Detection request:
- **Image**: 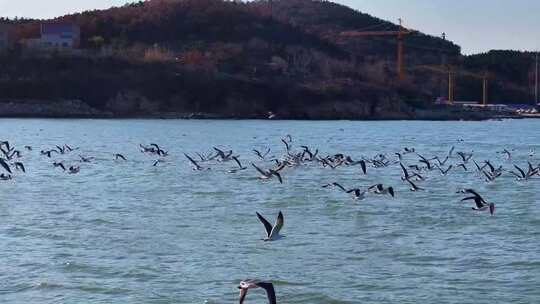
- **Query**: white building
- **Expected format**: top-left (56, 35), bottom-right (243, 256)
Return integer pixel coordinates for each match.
top-left (40, 23), bottom-right (80, 49)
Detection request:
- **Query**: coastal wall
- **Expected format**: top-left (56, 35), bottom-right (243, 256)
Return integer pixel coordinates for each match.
top-left (0, 98), bottom-right (523, 120)
top-left (0, 99), bottom-right (111, 118)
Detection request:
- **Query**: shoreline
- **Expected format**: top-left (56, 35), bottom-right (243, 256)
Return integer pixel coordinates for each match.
top-left (0, 99), bottom-right (536, 121)
top-left (0, 113), bottom-right (532, 121)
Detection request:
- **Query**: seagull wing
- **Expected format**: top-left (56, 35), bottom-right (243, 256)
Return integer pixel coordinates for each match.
top-left (257, 282), bottom-right (277, 304)
top-left (213, 147), bottom-right (225, 158)
top-left (281, 139), bottom-right (290, 151)
top-left (0, 159), bottom-right (12, 174)
top-left (239, 288), bottom-right (249, 304)
top-left (406, 178), bottom-right (416, 189)
top-left (399, 163), bottom-right (409, 176)
top-left (251, 163), bottom-right (268, 176)
top-left (184, 153), bottom-right (200, 168)
top-left (256, 212), bottom-right (273, 238)
top-left (232, 156), bottom-right (243, 168)
top-left (15, 162), bottom-right (25, 173)
top-left (270, 211), bottom-right (284, 238)
top-left (271, 171), bottom-right (283, 184)
top-left (332, 182), bottom-right (348, 192)
top-left (360, 160), bottom-right (367, 174)
top-left (253, 149), bottom-right (263, 159)
top-left (514, 165), bottom-right (526, 178)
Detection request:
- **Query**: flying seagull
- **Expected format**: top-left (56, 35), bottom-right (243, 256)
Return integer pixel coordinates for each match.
top-left (228, 156), bottom-right (247, 173)
top-left (184, 153), bottom-right (208, 171)
top-left (238, 280), bottom-right (276, 304)
top-left (115, 154), bottom-right (127, 161)
top-left (458, 189), bottom-right (495, 215)
top-left (256, 211), bottom-right (284, 241)
top-left (252, 163), bottom-right (283, 183)
top-left (369, 184), bottom-right (395, 197)
top-left (14, 162), bottom-right (25, 173)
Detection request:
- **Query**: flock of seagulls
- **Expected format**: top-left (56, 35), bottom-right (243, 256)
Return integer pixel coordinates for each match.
top-left (2, 135), bottom-right (539, 303)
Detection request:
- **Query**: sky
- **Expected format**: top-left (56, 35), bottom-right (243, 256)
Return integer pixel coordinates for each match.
top-left (0, 0), bottom-right (539, 54)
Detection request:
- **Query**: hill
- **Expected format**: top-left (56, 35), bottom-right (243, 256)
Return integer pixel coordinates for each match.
top-left (0, 0), bottom-right (536, 118)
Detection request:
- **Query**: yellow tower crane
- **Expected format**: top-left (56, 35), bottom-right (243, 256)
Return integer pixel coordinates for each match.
top-left (340, 19), bottom-right (416, 81)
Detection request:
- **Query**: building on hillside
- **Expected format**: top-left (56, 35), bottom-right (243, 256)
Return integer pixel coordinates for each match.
top-left (0, 24), bottom-right (13, 51)
top-left (40, 23), bottom-right (80, 49)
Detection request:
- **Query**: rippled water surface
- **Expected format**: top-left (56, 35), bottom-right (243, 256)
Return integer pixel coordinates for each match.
top-left (1, 119), bottom-right (540, 304)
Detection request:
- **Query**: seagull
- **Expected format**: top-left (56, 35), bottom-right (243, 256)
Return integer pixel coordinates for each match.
top-left (228, 156), bottom-right (247, 173)
top-left (461, 193), bottom-right (495, 215)
top-left (238, 280), bottom-right (277, 304)
top-left (405, 178), bottom-right (423, 191)
top-left (152, 159), bottom-right (164, 167)
top-left (151, 144), bottom-right (168, 156)
top-left (41, 150), bottom-right (57, 158)
top-left (184, 153), bottom-right (208, 171)
top-left (64, 144), bottom-right (78, 152)
top-left (499, 149), bottom-right (512, 161)
top-left (24, 145), bottom-right (32, 151)
top-left (114, 154), bottom-right (127, 161)
top-left (400, 163), bottom-right (424, 181)
top-left (14, 162), bottom-right (25, 173)
top-left (448, 146), bottom-right (455, 158)
top-left (510, 164), bottom-right (538, 180)
top-left (256, 211), bottom-right (284, 241)
top-left (457, 151), bottom-right (473, 163)
top-left (403, 147), bottom-right (416, 154)
top-left (472, 160), bottom-right (487, 172)
top-left (213, 147), bottom-right (234, 162)
top-left (458, 189), bottom-right (494, 214)
top-left (252, 163), bottom-right (282, 183)
top-left (322, 182), bottom-right (367, 200)
top-left (253, 148), bottom-right (271, 160)
top-left (437, 165), bottom-right (453, 176)
top-left (68, 166), bottom-right (80, 174)
top-left (7, 150), bottom-right (21, 159)
top-left (344, 157), bottom-right (366, 174)
top-left (53, 162), bottom-right (66, 171)
top-left (368, 184), bottom-right (395, 197)
top-left (456, 163), bottom-right (468, 171)
top-left (55, 145), bottom-right (66, 154)
top-left (140, 144), bottom-right (157, 154)
top-left (322, 182), bottom-right (348, 192)
top-left (281, 138), bottom-right (291, 152)
top-left (0, 173), bottom-right (12, 181)
top-left (346, 188), bottom-right (367, 200)
top-left (79, 155), bottom-right (94, 163)
top-left (301, 146), bottom-right (319, 162)
top-left (483, 169), bottom-right (502, 183)
top-left (435, 155), bottom-right (450, 166)
top-left (417, 153), bottom-right (434, 170)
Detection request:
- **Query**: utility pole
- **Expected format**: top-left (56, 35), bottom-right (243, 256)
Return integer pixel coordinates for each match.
top-left (397, 18), bottom-right (405, 81)
top-left (440, 32), bottom-right (448, 97)
top-left (269, 0), bottom-right (273, 19)
top-left (483, 73), bottom-right (488, 106)
top-left (448, 67), bottom-right (455, 104)
top-left (535, 52), bottom-right (538, 105)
